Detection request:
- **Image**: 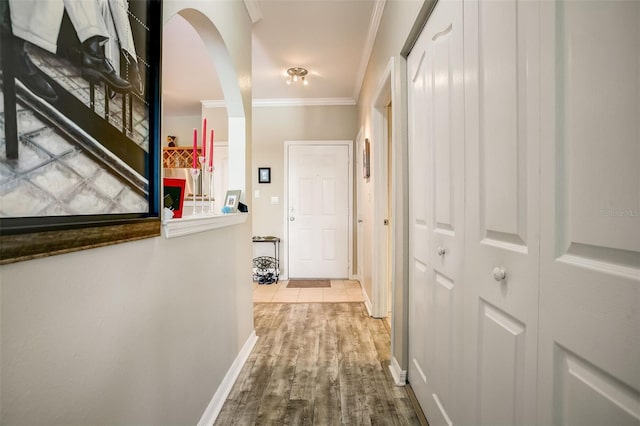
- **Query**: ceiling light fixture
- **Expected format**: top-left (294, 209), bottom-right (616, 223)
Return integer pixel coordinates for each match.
top-left (286, 67), bottom-right (309, 86)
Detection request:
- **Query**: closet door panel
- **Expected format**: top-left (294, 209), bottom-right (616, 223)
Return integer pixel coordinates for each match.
top-left (479, 0), bottom-right (524, 240)
top-left (408, 32), bottom-right (432, 406)
top-left (433, 33), bottom-right (454, 233)
top-left (463, 0), bottom-right (540, 424)
top-left (477, 301), bottom-right (526, 426)
top-left (538, 1), bottom-right (640, 424)
top-left (408, 1), bottom-right (465, 425)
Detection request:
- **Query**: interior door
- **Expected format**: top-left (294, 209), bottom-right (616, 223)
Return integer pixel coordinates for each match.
top-left (538, 2), bottom-right (640, 424)
top-left (407, 1), bottom-right (465, 424)
top-left (287, 144), bottom-right (350, 279)
top-left (462, 0), bottom-right (541, 425)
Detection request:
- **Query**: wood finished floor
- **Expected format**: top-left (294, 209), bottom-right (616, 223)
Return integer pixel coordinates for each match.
top-left (253, 280), bottom-right (365, 303)
top-left (214, 303), bottom-right (421, 425)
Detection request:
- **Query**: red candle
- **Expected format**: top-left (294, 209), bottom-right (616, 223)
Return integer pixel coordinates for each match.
top-left (201, 118), bottom-right (207, 158)
top-left (209, 129), bottom-right (214, 167)
top-left (192, 128), bottom-right (197, 169)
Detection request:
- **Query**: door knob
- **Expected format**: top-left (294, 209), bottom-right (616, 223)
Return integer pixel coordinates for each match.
top-left (437, 246), bottom-right (446, 256)
top-left (358, 219), bottom-right (364, 223)
top-left (493, 267), bottom-right (507, 281)
top-left (289, 217), bottom-right (295, 221)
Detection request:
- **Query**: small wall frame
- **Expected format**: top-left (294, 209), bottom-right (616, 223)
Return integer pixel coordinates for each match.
top-left (258, 167), bottom-right (271, 184)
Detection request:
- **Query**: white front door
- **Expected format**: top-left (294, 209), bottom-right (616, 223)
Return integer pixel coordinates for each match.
top-left (462, 0), bottom-right (541, 424)
top-left (407, 1), bottom-right (465, 424)
top-left (538, 2), bottom-right (640, 424)
top-left (287, 143), bottom-right (350, 279)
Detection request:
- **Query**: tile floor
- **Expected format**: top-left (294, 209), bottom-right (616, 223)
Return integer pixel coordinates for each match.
top-left (253, 279), bottom-right (365, 304)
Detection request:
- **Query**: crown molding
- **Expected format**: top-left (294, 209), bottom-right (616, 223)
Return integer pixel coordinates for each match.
top-left (252, 97), bottom-right (356, 107)
top-left (353, 0), bottom-right (386, 103)
top-left (243, 0), bottom-right (263, 24)
top-left (201, 98), bottom-right (357, 108)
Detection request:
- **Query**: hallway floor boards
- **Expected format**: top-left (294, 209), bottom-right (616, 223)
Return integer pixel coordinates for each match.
top-left (214, 303), bottom-right (421, 425)
top-left (253, 280), bottom-right (365, 304)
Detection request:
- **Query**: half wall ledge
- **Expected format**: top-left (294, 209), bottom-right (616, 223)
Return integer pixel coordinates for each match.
top-left (162, 213), bottom-right (248, 238)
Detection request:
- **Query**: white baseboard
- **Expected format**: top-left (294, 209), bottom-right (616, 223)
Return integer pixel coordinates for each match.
top-left (389, 356), bottom-right (407, 386)
top-left (362, 285), bottom-right (373, 317)
top-left (197, 330), bottom-right (258, 426)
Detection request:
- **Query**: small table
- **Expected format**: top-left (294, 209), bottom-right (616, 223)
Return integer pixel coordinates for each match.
top-left (252, 236), bottom-right (280, 283)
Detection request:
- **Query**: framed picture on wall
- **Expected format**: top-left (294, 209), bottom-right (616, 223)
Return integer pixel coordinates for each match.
top-left (0, 0), bottom-right (163, 264)
top-left (363, 138), bottom-right (371, 179)
top-left (258, 167), bottom-right (271, 184)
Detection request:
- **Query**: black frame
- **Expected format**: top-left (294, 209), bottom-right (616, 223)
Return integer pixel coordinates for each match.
top-left (0, 0), bottom-right (163, 264)
top-left (258, 167), bottom-right (271, 184)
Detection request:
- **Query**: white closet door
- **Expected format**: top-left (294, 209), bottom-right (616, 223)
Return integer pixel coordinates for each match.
top-left (538, 1), bottom-right (640, 424)
top-left (462, 0), bottom-right (541, 424)
top-left (407, 1), bottom-right (465, 424)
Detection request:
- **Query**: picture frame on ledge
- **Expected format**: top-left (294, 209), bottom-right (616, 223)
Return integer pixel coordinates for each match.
top-left (224, 190), bottom-right (241, 212)
top-left (0, 0), bottom-right (163, 264)
top-left (163, 178), bottom-right (186, 219)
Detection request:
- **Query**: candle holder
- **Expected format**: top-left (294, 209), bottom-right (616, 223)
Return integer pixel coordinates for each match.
top-left (207, 165), bottom-right (215, 214)
top-left (189, 167), bottom-right (200, 216)
top-left (198, 156), bottom-right (207, 214)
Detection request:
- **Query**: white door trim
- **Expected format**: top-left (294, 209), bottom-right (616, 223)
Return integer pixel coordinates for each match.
top-left (370, 58), bottom-right (394, 319)
top-left (283, 140), bottom-right (354, 280)
top-left (355, 128), bottom-right (366, 283)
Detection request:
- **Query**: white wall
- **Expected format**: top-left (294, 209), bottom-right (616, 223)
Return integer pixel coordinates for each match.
top-left (356, 0), bottom-right (423, 373)
top-left (202, 107), bottom-right (229, 143)
top-left (251, 105), bottom-right (358, 277)
top-left (162, 114), bottom-right (201, 147)
top-left (1, 231), bottom-right (252, 424)
top-left (0, 1), bottom-right (254, 424)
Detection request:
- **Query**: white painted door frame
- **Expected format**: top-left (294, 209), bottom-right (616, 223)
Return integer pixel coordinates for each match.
top-left (283, 140), bottom-right (354, 280)
top-left (370, 58), bottom-right (395, 319)
top-left (355, 128), bottom-right (366, 283)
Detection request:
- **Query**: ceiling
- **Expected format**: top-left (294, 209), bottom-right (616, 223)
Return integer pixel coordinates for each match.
top-left (162, 0), bottom-right (384, 116)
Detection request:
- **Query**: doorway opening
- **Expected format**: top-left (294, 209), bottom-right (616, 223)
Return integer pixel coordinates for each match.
top-left (371, 59), bottom-right (394, 321)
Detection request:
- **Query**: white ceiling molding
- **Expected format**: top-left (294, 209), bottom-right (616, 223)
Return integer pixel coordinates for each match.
top-left (252, 98), bottom-right (357, 107)
top-left (244, 0), bottom-right (263, 24)
top-left (201, 100), bottom-right (226, 108)
top-left (353, 0), bottom-right (387, 103)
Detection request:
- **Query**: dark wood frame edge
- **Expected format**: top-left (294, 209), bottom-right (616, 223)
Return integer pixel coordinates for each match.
top-left (0, 218), bottom-right (160, 265)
